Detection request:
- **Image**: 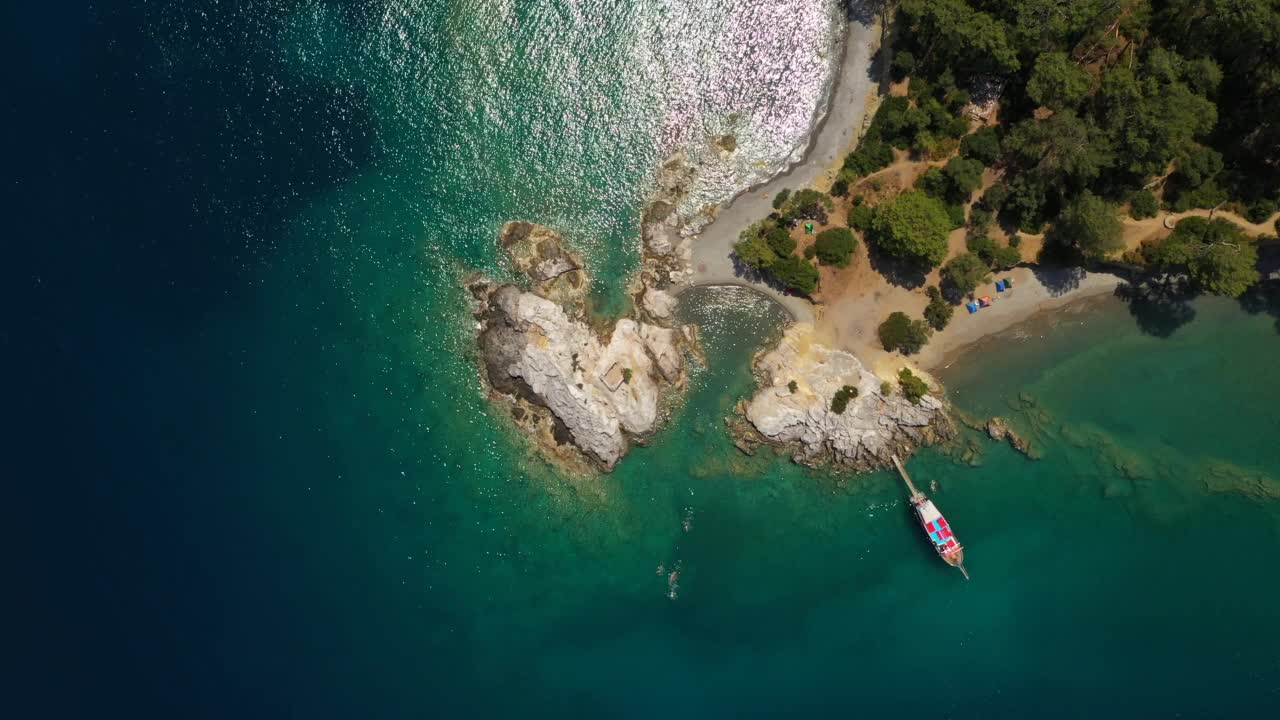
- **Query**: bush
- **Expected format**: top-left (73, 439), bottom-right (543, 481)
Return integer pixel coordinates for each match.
top-left (960, 126), bottom-right (1001, 165)
top-left (1009, 233), bottom-right (1022, 248)
top-left (771, 255), bottom-right (819, 295)
top-left (830, 178), bottom-right (850, 198)
top-left (916, 167), bottom-right (950, 199)
top-left (870, 190), bottom-right (952, 268)
top-left (814, 227), bottom-right (858, 267)
top-left (967, 235), bottom-right (1020, 270)
top-left (1129, 189), bottom-right (1159, 219)
top-left (941, 252), bottom-right (991, 298)
top-left (772, 189), bottom-right (790, 210)
top-left (842, 139), bottom-right (894, 178)
top-left (788, 380), bottom-right (798, 393)
top-left (622, 368), bottom-right (633, 384)
top-left (830, 385), bottom-right (859, 414)
top-left (979, 182), bottom-right (1010, 211)
top-left (898, 368), bottom-right (930, 405)
top-left (803, 244), bottom-right (817, 259)
top-left (892, 51), bottom-right (916, 80)
top-left (945, 203), bottom-right (967, 230)
top-left (942, 157), bottom-right (985, 200)
top-left (880, 381), bottom-right (893, 395)
top-left (1246, 198), bottom-right (1277, 224)
top-left (848, 204), bottom-right (876, 231)
top-left (923, 286), bottom-right (953, 331)
top-left (782, 188), bottom-right (834, 225)
top-left (765, 224), bottom-right (796, 256)
top-left (852, 194), bottom-right (864, 206)
top-left (878, 311), bottom-right (931, 355)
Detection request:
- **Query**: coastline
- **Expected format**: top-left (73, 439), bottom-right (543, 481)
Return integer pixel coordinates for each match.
top-left (682, 10), bottom-right (884, 323)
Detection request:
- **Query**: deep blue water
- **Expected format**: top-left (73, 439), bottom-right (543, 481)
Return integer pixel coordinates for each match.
top-left (10, 2), bottom-right (1280, 718)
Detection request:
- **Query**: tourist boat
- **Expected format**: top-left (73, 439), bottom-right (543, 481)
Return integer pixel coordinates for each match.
top-left (892, 454), bottom-right (970, 580)
top-left (911, 496), bottom-right (969, 580)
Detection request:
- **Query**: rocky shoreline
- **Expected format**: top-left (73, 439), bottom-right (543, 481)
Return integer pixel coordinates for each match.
top-left (730, 323), bottom-right (954, 472)
top-left (471, 221), bottom-right (695, 471)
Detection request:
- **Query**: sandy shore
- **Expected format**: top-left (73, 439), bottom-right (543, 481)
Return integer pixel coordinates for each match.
top-left (683, 11), bottom-right (883, 323)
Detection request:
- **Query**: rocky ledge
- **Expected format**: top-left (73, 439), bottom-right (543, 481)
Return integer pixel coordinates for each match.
top-left (736, 324), bottom-right (952, 472)
top-left (471, 221), bottom-right (693, 471)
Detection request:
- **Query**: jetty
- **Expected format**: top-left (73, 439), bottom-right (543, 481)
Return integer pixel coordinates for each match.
top-left (892, 454), bottom-right (969, 580)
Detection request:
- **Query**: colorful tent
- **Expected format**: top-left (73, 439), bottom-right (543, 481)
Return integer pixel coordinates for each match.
top-left (978, 296), bottom-right (992, 307)
top-left (995, 280), bottom-right (1006, 292)
top-left (966, 301), bottom-right (978, 314)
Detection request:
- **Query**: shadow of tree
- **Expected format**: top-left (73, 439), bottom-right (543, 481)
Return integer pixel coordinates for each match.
top-left (1030, 266), bottom-right (1087, 297)
top-left (1238, 278), bottom-right (1280, 334)
top-left (1114, 278), bottom-right (1199, 338)
top-left (729, 254), bottom-right (808, 299)
top-left (842, 0), bottom-right (890, 24)
top-left (866, 245), bottom-right (928, 290)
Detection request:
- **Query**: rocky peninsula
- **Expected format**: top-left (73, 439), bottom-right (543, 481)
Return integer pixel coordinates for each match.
top-left (735, 323), bottom-right (952, 471)
top-left (471, 221), bottom-right (693, 471)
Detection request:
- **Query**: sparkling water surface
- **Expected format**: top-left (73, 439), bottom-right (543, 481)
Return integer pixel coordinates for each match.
top-left (15, 1), bottom-right (1280, 717)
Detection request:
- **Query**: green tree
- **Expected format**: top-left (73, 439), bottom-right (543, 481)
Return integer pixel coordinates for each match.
top-left (1054, 192), bottom-right (1123, 260)
top-left (1004, 111), bottom-right (1113, 192)
top-left (770, 255), bottom-right (819, 295)
top-left (772, 189), bottom-right (790, 210)
top-left (1144, 217), bottom-right (1259, 297)
top-left (733, 232), bottom-right (777, 270)
top-left (878, 311), bottom-right (931, 355)
top-left (960, 126), bottom-right (1001, 165)
top-left (848, 204), bottom-right (876, 231)
top-left (898, 368), bottom-right (930, 405)
top-left (942, 156), bottom-right (985, 200)
top-left (1026, 51), bottom-right (1092, 109)
top-left (892, 51), bottom-right (916, 80)
top-left (923, 285), bottom-right (954, 330)
top-left (764, 224), bottom-right (796, 256)
top-left (830, 385), bottom-right (859, 415)
top-left (1128, 189), bottom-right (1159, 219)
top-left (870, 190), bottom-right (952, 268)
top-left (814, 227), bottom-right (858, 267)
top-left (940, 252), bottom-right (991, 297)
top-left (966, 235), bottom-right (1020, 270)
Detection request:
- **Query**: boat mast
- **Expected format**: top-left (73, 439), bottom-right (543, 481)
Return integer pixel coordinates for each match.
top-left (891, 454), bottom-right (925, 502)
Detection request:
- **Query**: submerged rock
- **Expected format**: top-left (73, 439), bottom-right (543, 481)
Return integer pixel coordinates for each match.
top-left (986, 416), bottom-right (1036, 459)
top-left (739, 324), bottom-right (951, 472)
top-left (473, 222), bottom-right (689, 471)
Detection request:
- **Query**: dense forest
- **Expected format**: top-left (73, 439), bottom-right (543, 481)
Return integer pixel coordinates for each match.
top-left (888, 0), bottom-right (1279, 242)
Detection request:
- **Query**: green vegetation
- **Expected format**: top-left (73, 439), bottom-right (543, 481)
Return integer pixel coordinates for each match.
top-left (772, 189), bottom-right (790, 210)
top-left (830, 178), bottom-right (849, 198)
top-left (770, 255), bottom-right (819, 295)
top-left (878, 311), bottom-right (931, 355)
top-left (1128, 189), bottom-right (1159, 219)
top-left (1141, 217), bottom-right (1259, 298)
top-left (897, 368), bottom-right (930, 405)
top-left (830, 385), bottom-right (859, 415)
top-left (894, 0), bottom-right (1278, 283)
top-left (814, 227), bottom-right (857, 267)
top-left (732, 220), bottom-right (819, 295)
top-left (923, 286), bottom-right (953, 331)
top-left (788, 380), bottom-right (798, 394)
top-left (779, 188), bottom-right (834, 225)
top-left (870, 190), bottom-right (951, 268)
top-left (966, 235), bottom-right (1020, 270)
top-left (622, 368), bottom-right (633, 384)
top-left (940, 252), bottom-right (991, 298)
top-left (848, 203), bottom-right (875, 231)
top-left (1053, 192), bottom-right (1123, 260)
top-left (880, 381), bottom-right (893, 396)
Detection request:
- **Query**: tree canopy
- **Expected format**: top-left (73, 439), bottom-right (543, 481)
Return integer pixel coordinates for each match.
top-left (814, 227), bottom-right (857, 267)
top-left (1143, 217), bottom-right (1259, 297)
top-left (878, 311), bottom-right (931, 355)
top-left (1053, 192), bottom-right (1123, 260)
top-left (870, 190), bottom-right (952, 268)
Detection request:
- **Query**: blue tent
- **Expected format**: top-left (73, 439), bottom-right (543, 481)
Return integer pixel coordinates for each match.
top-left (995, 280), bottom-right (1006, 292)
top-left (966, 301), bottom-right (979, 314)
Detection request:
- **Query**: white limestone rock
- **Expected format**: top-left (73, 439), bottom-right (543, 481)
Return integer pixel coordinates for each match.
top-left (744, 324), bottom-right (949, 471)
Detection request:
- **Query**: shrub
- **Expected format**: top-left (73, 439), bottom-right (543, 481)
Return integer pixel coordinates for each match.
top-left (967, 235), bottom-right (1021, 270)
top-left (945, 203), bottom-right (967, 230)
top-left (830, 178), bottom-right (850, 198)
top-left (771, 255), bottom-right (819, 295)
top-left (765, 224), bottom-right (796, 256)
top-left (942, 156), bottom-right (985, 200)
top-left (978, 182), bottom-right (1010, 211)
top-left (622, 368), bottom-right (633, 384)
top-left (772, 189), bottom-right (791, 210)
top-left (787, 380), bottom-right (798, 393)
top-left (848, 204), bottom-right (876, 231)
top-left (842, 139), bottom-right (894, 178)
top-left (1128, 190), bottom-right (1159, 219)
top-left (1246, 198), bottom-right (1277, 224)
top-left (960, 126), bottom-right (1001, 165)
top-left (814, 227), bottom-right (858, 267)
top-left (898, 368), bottom-right (930, 405)
top-left (830, 385), bottom-right (859, 414)
top-left (852, 194), bottom-right (865, 206)
top-left (870, 190), bottom-right (952, 268)
top-left (803, 244), bottom-right (817, 259)
top-left (923, 286), bottom-right (953, 331)
top-left (880, 381), bottom-right (893, 395)
top-left (941, 252), bottom-right (991, 298)
top-left (1009, 233), bottom-right (1022, 248)
top-left (878, 311), bottom-right (931, 355)
top-left (783, 188), bottom-right (833, 224)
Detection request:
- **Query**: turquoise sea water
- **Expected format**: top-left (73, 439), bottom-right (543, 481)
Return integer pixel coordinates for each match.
top-left (14, 1), bottom-right (1280, 716)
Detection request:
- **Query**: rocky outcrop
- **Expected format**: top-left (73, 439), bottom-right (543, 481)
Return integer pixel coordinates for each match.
top-left (738, 324), bottom-right (951, 472)
top-left (473, 222), bottom-right (691, 471)
top-left (986, 416), bottom-right (1035, 458)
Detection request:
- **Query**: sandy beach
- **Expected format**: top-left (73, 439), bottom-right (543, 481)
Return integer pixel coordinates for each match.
top-left (683, 10), bottom-right (883, 323)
